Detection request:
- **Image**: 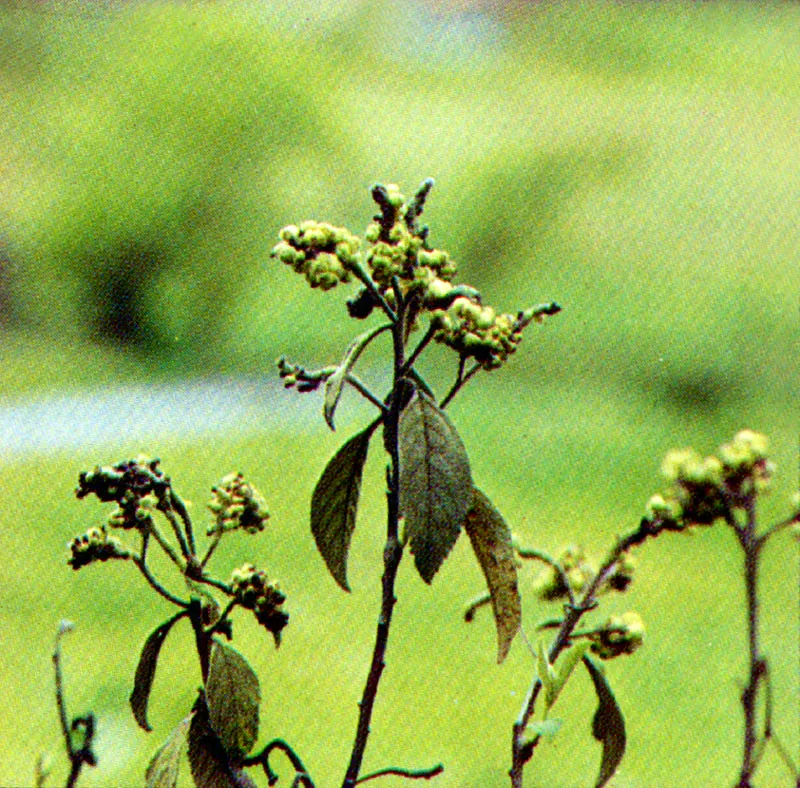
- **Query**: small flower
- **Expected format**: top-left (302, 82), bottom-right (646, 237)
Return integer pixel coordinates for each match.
top-left (68, 526), bottom-right (130, 570)
top-left (590, 612), bottom-right (645, 659)
top-left (230, 564), bottom-right (288, 647)
top-left (208, 474), bottom-right (269, 536)
top-left (76, 457), bottom-right (167, 505)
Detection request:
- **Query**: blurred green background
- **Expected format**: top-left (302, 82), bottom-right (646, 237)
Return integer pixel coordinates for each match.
top-left (1, 1), bottom-right (798, 786)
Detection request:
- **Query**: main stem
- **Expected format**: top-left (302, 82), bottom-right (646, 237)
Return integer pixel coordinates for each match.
top-left (341, 303), bottom-right (407, 788)
top-left (737, 503), bottom-right (765, 788)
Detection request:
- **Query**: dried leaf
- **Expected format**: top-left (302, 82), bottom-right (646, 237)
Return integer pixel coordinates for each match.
top-left (399, 390), bottom-right (472, 583)
top-left (464, 488), bottom-right (521, 662)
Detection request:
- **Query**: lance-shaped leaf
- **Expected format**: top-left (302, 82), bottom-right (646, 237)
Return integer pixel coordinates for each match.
top-left (311, 424), bottom-right (375, 591)
top-left (188, 692), bottom-right (256, 788)
top-left (399, 389), bottom-right (472, 584)
top-left (527, 718), bottom-right (563, 739)
top-left (206, 640), bottom-right (261, 759)
top-left (131, 611), bottom-right (188, 731)
top-left (583, 655), bottom-right (627, 788)
top-left (464, 488), bottom-right (521, 662)
top-left (324, 324), bottom-right (390, 431)
top-left (145, 714), bottom-right (193, 788)
top-left (547, 641), bottom-right (591, 712)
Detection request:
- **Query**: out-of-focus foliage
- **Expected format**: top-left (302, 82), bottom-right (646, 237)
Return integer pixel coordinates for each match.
top-left (2, 0), bottom-right (798, 409)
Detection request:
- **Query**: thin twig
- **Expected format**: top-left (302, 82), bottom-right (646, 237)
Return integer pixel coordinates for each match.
top-left (515, 545), bottom-right (576, 607)
top-left (143, 516), bottom-right (184, 570)
top-left (355, 763), bottom-right (444, 783)
top-left (131, 555), bottom-right (189, 608)
top-left (159, 505), bottom-right (192, 561)
top-left (439, 360), bottom-right (481, 410)
top-left (346, 373), bottom-right (389, 414)
top-left (169, 489), bottom-right (196, 555)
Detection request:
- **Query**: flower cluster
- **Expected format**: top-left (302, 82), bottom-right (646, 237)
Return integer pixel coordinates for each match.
top-left (68, 526), bottom-right (130, 570)
top-left (272, 180), bottom-right (560, 370)
top-left (272, 221), bottom-right (360, 291)
top-left (589, 612), bottom-right (645, 660)
top-left (230, 563), bottom-right (288, 647)
top-left (76, 456), bottom-right (167, 505)
top-left (208, 474), bottom-right (270, 535)
top-left (653, 430), bottom-right (774, 527)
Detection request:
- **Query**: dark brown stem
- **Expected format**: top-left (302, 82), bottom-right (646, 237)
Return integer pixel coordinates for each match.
top-left (341, 293), bottom-right (408, 788)
top-left (736, 501), bottom-right (765, 788)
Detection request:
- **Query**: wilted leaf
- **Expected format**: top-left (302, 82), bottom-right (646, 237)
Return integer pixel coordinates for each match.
top-left (206, 641), bottom-right (260, 758)
top-left (324, 325), bottom-right (389, 430)
top-left (546, 641), bottom-right (592, 711)
top-left (311, 425), bottom-right (375, 590)
top-left (464, 488), bottom-right (521, 662)
top-left (526, 718), bottom-right (563, 739)
top-left (583, 655), bottom-right (626, 788)
top-left (399, 390), bottom-right (472, 583)
top-left (145, 714), bottom-right (192, 788)
top-left (130, 611), bottom-right (188, 731)
top-left (188, 692), bottom-right (255, 788)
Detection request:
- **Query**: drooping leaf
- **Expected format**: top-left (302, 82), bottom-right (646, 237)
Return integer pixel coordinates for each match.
top-left (130, 611), bottom-right (188, 732)
top-left (324, 324), bottom-right (390, 430)
top-left (464, 488), bottom-right (521, 662)
top-left (398, 389), bottom-right (472, 583)
top-left (547, 641), bottom-right (591, 712)
top-left (145, 714), bottom-right (193, 788)
top-left (188, 692), bottom-right (256, 788)
top-left (583, 655), bottom-right (627, 788)
top-left (526, 718), bottom-right (563, 739)
top-left (310, 424), bottom-right (375, 591)
top-left (206, 640), bottom-right (261, 759)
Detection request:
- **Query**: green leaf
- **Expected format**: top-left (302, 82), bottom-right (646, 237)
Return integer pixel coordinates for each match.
top-left (464, 488), bottom-right (521, 662)
top-left (526, 718), bottom-right (563, 739)
top-left (547, 641), bottom-right (592, 712)
top-left (583, 655), bottom-right (627, 788)
top-left (399, 389), bottom-right (472, 584)
top-left (206, 640), bottom-right (260, 758)
top-left (130, 611), bottom-right (188, 732)
top-left (537, 641), bottom-right (557, 701)
top-left (324, 324), bottom-right (389, 431)
top-left (145, 714), bottom-right (192, 788)
top-left (188, 692), bottom-right (256, 788)
top-left (310, 424), bottom-right (375, 591)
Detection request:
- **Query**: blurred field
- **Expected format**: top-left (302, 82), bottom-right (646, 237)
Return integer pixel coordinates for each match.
top-left (1, 1), bottom-right (798, 786)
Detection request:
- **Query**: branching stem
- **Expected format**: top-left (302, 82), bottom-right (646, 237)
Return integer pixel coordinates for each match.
top-left (510, 517), bottom-right (671, 786)
top-left (355, 763), bottom-right (444, 783)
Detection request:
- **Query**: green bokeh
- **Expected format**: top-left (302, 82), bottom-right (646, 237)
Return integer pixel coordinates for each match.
top-left (1, 1), bottom-right (798, 786)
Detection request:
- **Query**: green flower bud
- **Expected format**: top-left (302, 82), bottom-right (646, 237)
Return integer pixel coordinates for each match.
top-left (68, 526), bottom-right (130, 570)
top-left (590, 612), bottom-right (645, 659)
top-left (605, 551), bottom-right (636, 593)
top-left (208, 473), bottom-right (269, 535)
top-left (532, 545), bottom-right (595, 601)
top-left (230, 563), bottom-right (289, 647)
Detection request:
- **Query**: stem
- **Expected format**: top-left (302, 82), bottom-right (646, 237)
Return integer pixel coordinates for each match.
top-left (356, 763), bottom-right (444, 783)
top-left (131, 555), bottom-right (190, 608)
top-left (143, 516), bottom-right (185, 570)
top-left (245, 738), bottom-right (315, 787)
top-left (169, 489), bottom-right (196, 555)
top-left (347, 373), bottom-right (389, 414)
top-left (439, 360), bottom-right (481, 410)
top-left (736, 500), bottom-right (766, 788)
top-left (341, 293), bottom-right (408, 788)
top-left (510, 517), bottom-right (666, 786)
top-left (160, 504), bottom-right (192, 561)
